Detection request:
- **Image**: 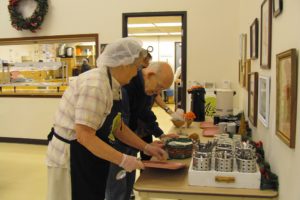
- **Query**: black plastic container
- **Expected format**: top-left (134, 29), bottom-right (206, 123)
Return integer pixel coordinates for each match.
top-left (188, 87), bottom-right (206, 122)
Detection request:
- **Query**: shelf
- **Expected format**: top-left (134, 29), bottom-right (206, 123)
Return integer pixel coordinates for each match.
top-left (76, 55), bottom-right (95, 57)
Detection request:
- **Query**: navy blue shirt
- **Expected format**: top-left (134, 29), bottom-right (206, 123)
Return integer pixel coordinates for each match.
top-left (122, 70), bottom-right (163, 138)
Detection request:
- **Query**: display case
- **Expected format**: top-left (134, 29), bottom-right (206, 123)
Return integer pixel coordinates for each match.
top-left (0, 60), bottom-right (68, 96)
top-left (0, 34), bottom-right (99, 97)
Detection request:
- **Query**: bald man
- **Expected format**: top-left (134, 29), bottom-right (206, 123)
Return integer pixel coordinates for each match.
top-left (106, 62), bottom-right (177, 200)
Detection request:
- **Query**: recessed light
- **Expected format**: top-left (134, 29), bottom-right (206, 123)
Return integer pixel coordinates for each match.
top-left (154, 22), bottom-right (182, 27)
top-left (128, 24), bottom-right (155, 28)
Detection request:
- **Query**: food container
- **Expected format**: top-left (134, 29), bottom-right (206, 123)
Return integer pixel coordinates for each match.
top-left (171, 120), bottom-right (185, 128)
top-left (166, 138), bottom-right (193, 159)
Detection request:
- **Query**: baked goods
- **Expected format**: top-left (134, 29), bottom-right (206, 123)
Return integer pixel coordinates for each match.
top-left (188, 133), bottom-right (199, 141)
top-left (166, 138), bottom-right (193, 159)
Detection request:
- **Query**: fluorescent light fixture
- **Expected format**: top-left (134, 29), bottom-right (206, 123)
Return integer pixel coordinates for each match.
top-left (128, 23), bottom-right (155, 28)
top-left (155, 22), bottom-right (182, 27)
top-left (169, 32), bottom-right (182, 35)
top-left (128, 32), bottom-right (169, 36)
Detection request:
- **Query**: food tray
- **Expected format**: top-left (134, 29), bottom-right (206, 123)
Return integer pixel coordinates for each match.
top-left (143, 161), bottom-right (186, 170)
top-left (202, 127), bottom-right (219, 137)
top-left (200, 121), bottom-right (218, 129)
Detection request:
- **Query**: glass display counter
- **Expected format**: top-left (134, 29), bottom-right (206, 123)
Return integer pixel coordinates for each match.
top-left (0, 61), bottom-right (68, 97)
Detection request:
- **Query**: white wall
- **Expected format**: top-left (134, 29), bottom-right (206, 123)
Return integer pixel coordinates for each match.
top-left (238, 1), bottom-right (300, 200)
top-left (0, 98), bottom-right (60, 139)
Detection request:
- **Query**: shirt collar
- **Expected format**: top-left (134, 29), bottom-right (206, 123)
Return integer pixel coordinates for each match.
top-left (100, 66), bottom-right (122, 100)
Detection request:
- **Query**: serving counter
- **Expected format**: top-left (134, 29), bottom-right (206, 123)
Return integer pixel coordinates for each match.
top-left (134, 122), bottom-right (278, 200)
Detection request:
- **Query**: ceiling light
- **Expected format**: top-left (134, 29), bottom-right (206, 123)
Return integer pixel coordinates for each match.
top-left (169, 32), bottom-right (182, 35)
top-left (128, 32), bottom-right (169, 36)
top-left (128, 24), bottom-right (155, 28)
top-left (154, 22), bottom-right (182, 27)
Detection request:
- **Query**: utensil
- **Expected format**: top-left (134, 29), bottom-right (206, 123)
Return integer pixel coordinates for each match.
top-left (116, 169), bottom-right (126, 180)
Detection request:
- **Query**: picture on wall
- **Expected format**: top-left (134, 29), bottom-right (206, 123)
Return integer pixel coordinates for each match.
top-left (248, 72), bottom-right (259, 127)
top-left (260, 0), bottom-right (272, 69)
top-left (240, 34), bottom-right (247, 63)
top-left (276, 48), bottom-right (298, 148)
top-left (258, 75), bottom-right (270, 127)
top-left (244, 59), bottom-right (252, 89)
top-left (239, 60), bottom-right (242, 85)
top-left (250, 18), bottom-right (259, 59)
top-left (273, 0), bottom-right (283, 17)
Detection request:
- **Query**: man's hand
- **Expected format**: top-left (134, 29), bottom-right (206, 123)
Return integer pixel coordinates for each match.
top-left (143, 144), bottom-right (168, 160)
top-left (160, 133), bottom-right (179, 139)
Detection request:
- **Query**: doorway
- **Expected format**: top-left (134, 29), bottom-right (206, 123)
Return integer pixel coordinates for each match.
top-left (122, 11), bottom-right (187, 110)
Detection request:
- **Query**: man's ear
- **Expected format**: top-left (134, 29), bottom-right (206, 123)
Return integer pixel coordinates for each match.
top-left (147, 71), bottom-right (156, 78)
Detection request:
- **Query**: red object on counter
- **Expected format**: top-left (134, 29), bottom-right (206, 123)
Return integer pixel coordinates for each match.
top-left (142, 161), bottom-right (186, 170)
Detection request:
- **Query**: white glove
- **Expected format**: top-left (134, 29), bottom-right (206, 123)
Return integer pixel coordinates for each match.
top-left (170, 108), bottom-right (185, 121)
top-left (119, 154), bottom-right (144, 172)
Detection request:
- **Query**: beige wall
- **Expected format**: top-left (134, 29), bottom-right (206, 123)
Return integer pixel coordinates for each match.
top-left (3, 1), bottom-right (300, 199)
top-left (238, 1), bottom-right (300, 200)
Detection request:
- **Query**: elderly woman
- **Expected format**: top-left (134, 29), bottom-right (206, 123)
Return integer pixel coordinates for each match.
top-left (46, 37), bottom-right (167, 200)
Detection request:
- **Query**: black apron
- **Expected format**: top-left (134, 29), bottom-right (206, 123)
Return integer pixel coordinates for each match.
top-left (48, 69), bottom-right (122, 200)
top-left (70, 68), bottom-right (122, 200)
top-left (70, 99), bottom-right (122, 200)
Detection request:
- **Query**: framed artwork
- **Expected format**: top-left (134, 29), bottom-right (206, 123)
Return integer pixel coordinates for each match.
top-left (248, 72), bottom-right (259, 127)
top-left (250, 18), bottom-right (259, 60)
top-left (239, 60), bottom-right (243, 85)
top-left (244, 59), bottom-right (252, 89)
top-left (273, 0), bottom-right (283, 17)
top-left (258, 75), bottom-right (270, 127)
top-left (260, 0), bottom-right (272, 69)
top-left (276, 49), bottom-right (298, 148)
top-left (240, 34), bottom-right (247, 63)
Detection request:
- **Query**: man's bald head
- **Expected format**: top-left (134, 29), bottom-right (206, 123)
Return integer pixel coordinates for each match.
top-left (142, 62), bottom-right (174, 95)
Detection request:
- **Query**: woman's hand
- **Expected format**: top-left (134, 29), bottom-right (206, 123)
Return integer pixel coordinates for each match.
top-left (143, 144), bottom-right (168, 160)
top-left (119, 154), bottom-right (144, 172)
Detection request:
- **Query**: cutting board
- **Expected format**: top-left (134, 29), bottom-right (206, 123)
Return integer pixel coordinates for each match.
top-left (142, 161), bottom-right (186, 170)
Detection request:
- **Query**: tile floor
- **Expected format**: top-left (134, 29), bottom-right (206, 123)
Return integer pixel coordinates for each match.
top-left (0, 105), bottom-right (174, 200)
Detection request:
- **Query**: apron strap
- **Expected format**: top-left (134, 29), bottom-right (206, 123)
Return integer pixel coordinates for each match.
top-left (107, 68), bottom-right (112, 89)
top-left (47, 127), bottom-right (72, 144)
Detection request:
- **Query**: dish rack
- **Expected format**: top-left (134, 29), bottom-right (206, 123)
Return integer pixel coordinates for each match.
top-left (188, 134), bottom-right (261, 189)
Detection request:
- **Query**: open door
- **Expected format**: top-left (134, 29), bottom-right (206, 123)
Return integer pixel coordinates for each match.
top-left (122, 11), bottom-right (187, 111)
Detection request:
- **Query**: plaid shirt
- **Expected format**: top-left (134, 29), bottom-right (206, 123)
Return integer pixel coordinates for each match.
top-left (46, 66), bottom-right (121, 168)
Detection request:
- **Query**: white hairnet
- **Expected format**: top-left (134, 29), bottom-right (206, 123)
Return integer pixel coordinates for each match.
top-left (97, 37), bottom-right (145, 68)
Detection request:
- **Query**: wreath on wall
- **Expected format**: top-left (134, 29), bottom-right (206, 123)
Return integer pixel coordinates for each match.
top-left (8, 0), bottom-right (48, 32)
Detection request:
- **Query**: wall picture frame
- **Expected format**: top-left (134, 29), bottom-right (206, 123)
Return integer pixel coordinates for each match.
top-left (240, 34), bottom-right (247, 63)
top-left (260, 0), bottom-right (272, 69)
top-left (273, 0), bottom-right (283, 17)
top-left (250, 18), bottom-right (259, 60)
top-left (248, 72), bottom-right (259, 127)
top-left (258, 75), bottom-right (270, 127)
top-left (276, 48), bottom-right (298, 148)
top-left (244, 59), bottom-right (252, 89)
top-left (239, 60), bottom-right (244, 86)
